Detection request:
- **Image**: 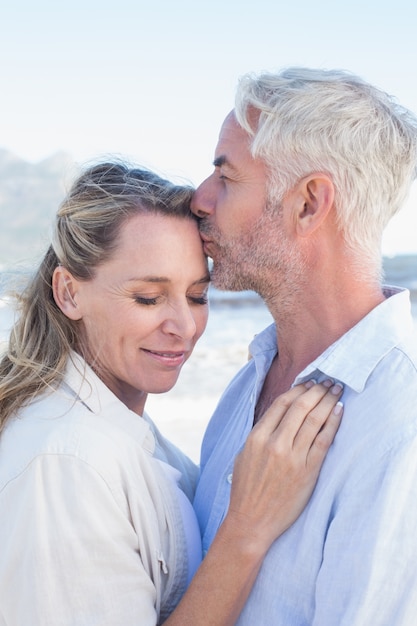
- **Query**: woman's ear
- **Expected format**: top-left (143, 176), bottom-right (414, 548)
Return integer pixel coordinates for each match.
top-left (294, 174), bottom-right (335, 237)
top-left (52, 266), bottom-right (82, 321)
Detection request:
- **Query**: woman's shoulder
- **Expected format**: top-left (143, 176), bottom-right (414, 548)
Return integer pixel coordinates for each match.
top-left (0, 383), bottom-right (153, 494)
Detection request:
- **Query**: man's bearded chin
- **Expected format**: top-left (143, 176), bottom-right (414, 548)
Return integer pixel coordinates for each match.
top-left (210, 239), bottom-right (258, 293)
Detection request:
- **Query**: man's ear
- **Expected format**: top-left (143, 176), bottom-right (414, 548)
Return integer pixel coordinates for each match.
top-left (294, 174), bottom-right (335, 237)
top-left (52, 266), bottom-right (83, 321)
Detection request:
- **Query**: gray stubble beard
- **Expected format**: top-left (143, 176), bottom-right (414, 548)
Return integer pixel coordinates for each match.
top-left (203, 206), bottom-right (307, 306)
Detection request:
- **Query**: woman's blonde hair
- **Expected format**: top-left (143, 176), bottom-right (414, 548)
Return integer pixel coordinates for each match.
top-left (0, 161), bottom-right (194, 432)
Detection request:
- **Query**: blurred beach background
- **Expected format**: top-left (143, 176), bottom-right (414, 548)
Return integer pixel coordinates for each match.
top-left (1, 0), bottom-right (417, 461)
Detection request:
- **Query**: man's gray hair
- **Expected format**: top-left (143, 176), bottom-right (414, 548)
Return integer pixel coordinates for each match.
top-left (235, 67), bottom-right (417, 265)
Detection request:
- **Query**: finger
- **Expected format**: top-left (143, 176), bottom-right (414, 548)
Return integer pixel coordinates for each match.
top-left (261, 381), bottom-right (341, 445)
top-left (292, 382), bottom-right (344, 451)
top-left (253, 381), bottom-right (318, 437)
top-left (306, 400), bottom-right (343, 468)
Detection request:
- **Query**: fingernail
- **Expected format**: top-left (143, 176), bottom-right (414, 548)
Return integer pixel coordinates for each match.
top-left (331, 383), bottom-right (344, 395)
top-left (333, 401), bottom-right (344, 416)
top-left (322, 378), bottom-right (334, 388)
top-left (304, 378), bottom-right (317, 389)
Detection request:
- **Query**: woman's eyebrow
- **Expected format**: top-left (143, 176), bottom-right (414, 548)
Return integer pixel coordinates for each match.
top-left (127, 275), bottom-right (210, 285)
top-left (193, 275), bottom-right (211, 285)
top-left (127, 276), bottom-right (169, 283)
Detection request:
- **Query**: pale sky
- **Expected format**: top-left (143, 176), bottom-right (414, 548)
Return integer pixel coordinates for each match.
top-left (1, 0), bottom-right (417, 254)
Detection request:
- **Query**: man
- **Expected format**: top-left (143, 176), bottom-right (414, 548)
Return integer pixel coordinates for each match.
top-left (191, 67), bottom-right (417, 625)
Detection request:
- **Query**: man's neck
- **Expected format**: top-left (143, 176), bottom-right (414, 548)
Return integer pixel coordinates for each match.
top-left (253, 281), bottom-right (386, 424)
top-left (267, 270), bottom-right (385, 361)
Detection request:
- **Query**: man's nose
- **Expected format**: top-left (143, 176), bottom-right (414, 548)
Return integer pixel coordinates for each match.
top-left (191, 178), bottom-right (214, 218)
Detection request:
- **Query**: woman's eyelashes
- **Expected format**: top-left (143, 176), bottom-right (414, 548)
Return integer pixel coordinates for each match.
top-left (134, 295), bottom-right (159, 305)
top-left (188, 294), bottom-right (209, 305)
top-left (134, 293), bottom-right (208, 306)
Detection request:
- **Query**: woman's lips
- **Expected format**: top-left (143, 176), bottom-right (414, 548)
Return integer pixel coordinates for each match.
top-left (142, 349), bottom-right (186, 367)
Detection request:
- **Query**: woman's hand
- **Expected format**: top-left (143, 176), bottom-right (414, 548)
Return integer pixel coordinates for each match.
top-left (165, 381), bottom-right (343, 626)
top-left (225, 380), bottom-right (343, 554)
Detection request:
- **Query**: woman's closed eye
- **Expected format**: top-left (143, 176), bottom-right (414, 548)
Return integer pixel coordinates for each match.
top-left (134, 295), bottom-right (160, 306)
top-left (134, 293), bottom-right (208, 306)
top-left (188, 293), bottom-right (209, 305)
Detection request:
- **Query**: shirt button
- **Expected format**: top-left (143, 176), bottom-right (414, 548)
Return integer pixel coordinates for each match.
top-left (227, 473), bottom-right (233, 484)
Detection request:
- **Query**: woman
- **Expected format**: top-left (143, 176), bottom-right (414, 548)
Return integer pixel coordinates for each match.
top-left (0, 162), bottom-right (343, 625)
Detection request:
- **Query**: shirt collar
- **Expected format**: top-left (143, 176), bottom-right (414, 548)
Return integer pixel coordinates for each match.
top-left (62, 351), bottom-right (155, 453)
top-left (249, 287), bottom-right (414, 393)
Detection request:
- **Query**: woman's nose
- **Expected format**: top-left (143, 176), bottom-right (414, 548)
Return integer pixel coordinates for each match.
top-left (162, 304), bottom-right (197, 340)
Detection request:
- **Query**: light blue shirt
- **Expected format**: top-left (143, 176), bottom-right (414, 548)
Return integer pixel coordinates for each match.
top-left (194, 287), bottom-right (417, 625)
